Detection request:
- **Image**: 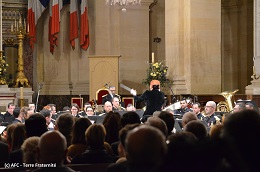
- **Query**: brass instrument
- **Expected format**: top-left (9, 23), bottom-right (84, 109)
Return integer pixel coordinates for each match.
top-left (217, 89), bottom-right (239, 113)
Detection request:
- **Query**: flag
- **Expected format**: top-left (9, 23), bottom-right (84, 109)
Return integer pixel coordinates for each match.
top-left (70, 0), bottom-right (79, 50)
top-left (28, 0), bottom-right (49, 49)
top-left (49, 0), bottom-right (62, 54)
top-left (80, 0), bottom-right (90, 50)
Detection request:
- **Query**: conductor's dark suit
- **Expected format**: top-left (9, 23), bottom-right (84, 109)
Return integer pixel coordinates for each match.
top-left (134, 89), bottom-right (165, 121)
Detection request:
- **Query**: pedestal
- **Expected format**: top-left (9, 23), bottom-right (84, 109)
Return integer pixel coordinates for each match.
top-left (245, 79), bottom-right (260, 95)
top-left (0, 85), bottom-right (34, 112)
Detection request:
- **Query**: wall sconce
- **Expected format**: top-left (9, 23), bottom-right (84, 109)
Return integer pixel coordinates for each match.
top-left (153, 37), bottom-right (161, 43)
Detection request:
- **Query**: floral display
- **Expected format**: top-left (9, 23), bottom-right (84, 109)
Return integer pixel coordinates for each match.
top-left (142, 61), bottom-right (172, 87)
top-left (0, 55), bottom-right (8, 85)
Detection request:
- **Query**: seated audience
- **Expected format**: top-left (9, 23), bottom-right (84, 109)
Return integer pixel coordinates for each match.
top-left (125, 125), bottom-right (167, 172)
top-left (21, 136), bottom-right (40, 164)
top-left (55, 113), bottom-right (75, 147)
top-left (182, 112), bottom-right (197, 128)
top-left (145, 117), bottom-right (168, 138)
top-left (0, 141), bottom-right (9, 167)
top-left (183, 120), bottom-right (208, 141)
top-left (35, 130), bottom-right (76, 172)
top-left (71, 124), bottom-right (115, 164)
top-left (103, 111), bottom-right (122, 145)
top-left (158, 111), bottom-right (175, 136)
top-left (25, 113), bottom-right (48, 137)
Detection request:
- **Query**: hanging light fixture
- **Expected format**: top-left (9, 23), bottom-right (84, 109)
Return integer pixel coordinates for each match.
top-left (105, 0), bottom-right (141, 6)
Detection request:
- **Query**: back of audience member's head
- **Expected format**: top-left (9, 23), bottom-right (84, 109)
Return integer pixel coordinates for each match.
top-left (119, 123), bottom-right (141, 148)
top-left (85, 124), bottom-right (106, 149)
top-left (21, 136), bottom-right (40, 164)
top-left (209, 124), bottom-right (223, 141)
top-left (182, 112), bottom-right (197, 127)
top-left (38, 131), bottom-right (67, 165)
top-left (121, 111), bottom-right (141, 127)
top-left (11, 123), bottom-right (26, 151)
top-left (183, 120), bottom-right (208, 141)
top-left (103, 111), bottom-right (122, 144)
top-left (13, 107), bottom-right (21, 118)
top-left (163, 132), bottom-right (198, 171)
top-left (25, 113), bottom-right (47, 137)
top-left (125, 125), bottom-right (167, 167)
top-left (6, 124), bottom-right (17, 147)
top-left (222, 109), bottom-right (260, 172)
top-left (71, 118), bottom-right (92, 145)
top-left (158, 111), bottom-right (175, 136)
top-left (145, 117), bottom-right (168, 137)
top-left (55, 112), bottom-right (75, 147)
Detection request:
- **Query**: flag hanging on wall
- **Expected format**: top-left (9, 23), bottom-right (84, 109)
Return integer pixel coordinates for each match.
top-left (70, 0), bottom-right (79, 50)
top-left (28, 0), bottom-right (49, 49)
top-left (49, 0), bottom-right (62, 54)
top-left (80, 0), bottom-right (90, 50)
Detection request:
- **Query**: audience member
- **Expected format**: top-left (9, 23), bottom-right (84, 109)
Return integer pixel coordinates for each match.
top-left (120, 111), bottom-right (141, 127)
top-left (158, 111), bottom-right (175, 136)
top-left (222, 109), bottom-right (260, 172)
top-left (21, 136), bottom-right (40, 164)
top-left (182, 112), bottom-right (197, 128)
top-left (0, 140), bottom-right (9, 167)
top-left (68, 118), bottom-right (92, 159)
top-left (145, 117), bottom-right (168, 138)
top-left (71, 124), bottom-right (115, 164)
top-left (125, 125), bottom-right (167, 172)
top-left (35, 130), bottom-right (76, 172)
top-left (107, 124), bottom-right (141, 172)
top-left (25, 113), bottom-right (48, 137)
top-left (103, 111), bottom-right (122, 144)
top-left (209, 124), bottom-right (223, 141)
top-left (55, 113), bottom-right (75, 147)
top-left (183, 120), bottom-right (208, 141)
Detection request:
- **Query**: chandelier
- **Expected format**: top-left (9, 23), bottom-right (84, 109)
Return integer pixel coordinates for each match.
top-left (105, 0), bottom-right (141, 6)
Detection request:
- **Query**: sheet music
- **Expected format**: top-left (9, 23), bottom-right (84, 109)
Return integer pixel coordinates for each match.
top-left (120, 83), bottom-right (132, 92)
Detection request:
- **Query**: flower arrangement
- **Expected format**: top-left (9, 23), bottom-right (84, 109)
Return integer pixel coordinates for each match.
top-left (142, 61), bottom-right (172, 87)
top-left (0, 55), bottom-right (8, 85)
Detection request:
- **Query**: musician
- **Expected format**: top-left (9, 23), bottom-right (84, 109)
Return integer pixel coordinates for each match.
top-left (201, 101), bottom-right (219, 126)
top-left (102, 86), bottom-right (121, 104)
top-left (99, 101), bottom-right (113, 116)
top-left (174, 99), bottom-right (193, 116)
top-left (112, 97), bottom-right (125, 111)
top-left (70, 103), bottom-right (82, 118)
top-left (131, 80), bottom-right (165, 122)
top-left (80, 102), bottom-right (92, 117)
top-left (28, 102), bottom-right (36, 112)
top-left (192, 102), bottom-right (203, 120)
top-left (41, 109), bottom-right (54, 130)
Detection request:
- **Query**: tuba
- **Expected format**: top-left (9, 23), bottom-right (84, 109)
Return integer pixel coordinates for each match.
top-left (217, 89), bottom-right (239, 113)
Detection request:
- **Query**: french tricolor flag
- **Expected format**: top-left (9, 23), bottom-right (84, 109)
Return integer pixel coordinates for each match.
top-left (80, 0), bottom-right (90, 50)
top-left (70, 0), bottom-right (79, 50)
top-left (49, 0), bottom-right (62, 54)
top-left (28, 0), bottom-right (49, 49)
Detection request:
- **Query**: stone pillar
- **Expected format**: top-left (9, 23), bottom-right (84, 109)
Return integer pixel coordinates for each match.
top-left (165, 0), bottom-right (221, 95)
top-left (246, 0), bottom-right (260, 94)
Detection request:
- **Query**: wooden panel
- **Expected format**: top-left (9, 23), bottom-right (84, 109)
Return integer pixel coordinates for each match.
top-left (88, 56), bottom-right (120, 101)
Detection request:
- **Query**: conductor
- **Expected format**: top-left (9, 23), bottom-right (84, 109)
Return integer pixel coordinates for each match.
top-left (131, 80), bottom-right (165, 122)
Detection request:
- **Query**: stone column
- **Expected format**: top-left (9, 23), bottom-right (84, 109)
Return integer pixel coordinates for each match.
top-left (246, 0), bottom-right (260, 94)
top-left (165, 0), bottom-right (221, 95)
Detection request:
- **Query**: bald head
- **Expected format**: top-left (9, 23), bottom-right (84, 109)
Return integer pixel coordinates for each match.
top-left (182, 112), bottom-right (197, 127)
top-left (125, 125), bottom-right (167, 166)
top-left (145, 117), bottom-right (168, 137)
top-left (38, 131), bottom-right (67, 164)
